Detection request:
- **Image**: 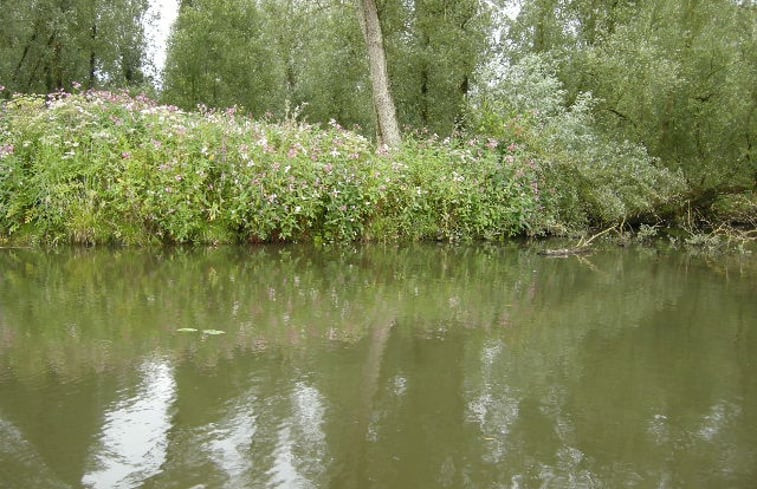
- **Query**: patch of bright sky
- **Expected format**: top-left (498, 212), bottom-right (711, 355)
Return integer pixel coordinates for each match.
top-left (143, 0), bottom-right (179, 88)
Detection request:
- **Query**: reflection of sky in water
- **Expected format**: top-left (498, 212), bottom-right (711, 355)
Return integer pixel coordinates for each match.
top-left (204, 394), bottom-right (257, 485)
top-left (466, 340), bottom-right (520, 464)
top-left (81, 359), bottom-right (175, 489)
top-left (268, 382), bottom-right (327, 488)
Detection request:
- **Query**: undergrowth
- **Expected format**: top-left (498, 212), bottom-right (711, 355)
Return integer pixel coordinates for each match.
top-left (0, 87), bottom-right (689, 246)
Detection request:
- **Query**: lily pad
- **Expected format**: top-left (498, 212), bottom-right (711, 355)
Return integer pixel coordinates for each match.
top-left (202, 329), bottom-right (226, 335)
top-left (176, 328), bottom-right (199, 333)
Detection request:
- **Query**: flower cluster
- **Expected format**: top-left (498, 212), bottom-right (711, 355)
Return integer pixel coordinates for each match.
top-left (0, 90), bottom-right (544, 245)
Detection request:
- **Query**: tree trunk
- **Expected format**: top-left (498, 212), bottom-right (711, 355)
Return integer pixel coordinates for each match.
top-left (358, 0), bottom-right (401, 148)
top-left (89, 21), bottom-right (97, 88)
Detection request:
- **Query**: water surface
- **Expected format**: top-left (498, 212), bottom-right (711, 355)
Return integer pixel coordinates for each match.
top-left (0, 245), bottom-right (755, 488)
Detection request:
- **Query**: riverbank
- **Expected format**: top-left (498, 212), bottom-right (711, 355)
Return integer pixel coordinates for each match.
top-left (1, 90), bottom-right (753, 248)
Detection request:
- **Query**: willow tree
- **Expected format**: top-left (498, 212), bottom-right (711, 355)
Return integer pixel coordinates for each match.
top-left (358, 0), bottom-right (401, 147)
top-left (0, 0), bottom-right (149, 93)
top-left (501, 0), bottom-right (756, 203)
top-left (162, 0), bottom-right (282, 113)
top-left (381, 0), bottom-right (492, 135)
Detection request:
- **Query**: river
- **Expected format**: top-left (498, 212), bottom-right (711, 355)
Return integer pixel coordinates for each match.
top-left (0, 244), bottom-right (755, 488)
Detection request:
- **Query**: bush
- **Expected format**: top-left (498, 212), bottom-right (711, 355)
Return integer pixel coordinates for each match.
top-left (0, 90), bottom-right (541, 245)
top-left (467, 54), bottom-right (686, 234)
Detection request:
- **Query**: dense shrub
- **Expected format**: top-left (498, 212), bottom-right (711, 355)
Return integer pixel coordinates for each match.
top-left (467, 55), bottom-right (686, 233)
top-left (0, 90), bottom-right (541, 245)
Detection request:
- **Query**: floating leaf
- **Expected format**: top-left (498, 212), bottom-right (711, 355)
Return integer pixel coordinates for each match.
top-left (202, 329), bottom-right (226, 335)
top-left (176, 328), bottom-right (199, 333)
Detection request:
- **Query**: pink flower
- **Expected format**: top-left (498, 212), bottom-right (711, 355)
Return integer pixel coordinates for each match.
top-left (72, 81), bottom-right (82, 90)
top-left (0, 144), bottom-right (14, 158)
top-left (121, 151), bottom-right (131, 159)
top-left (486, 138), bottom-right (499, 149)
top-left (507, 143), bottom-right (518, 152)
top-left (0, 85), bottom-right (5, 92)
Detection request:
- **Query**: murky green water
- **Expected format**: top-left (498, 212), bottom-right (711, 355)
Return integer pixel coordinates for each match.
top-left (0, 244), bottom-right (755, 489)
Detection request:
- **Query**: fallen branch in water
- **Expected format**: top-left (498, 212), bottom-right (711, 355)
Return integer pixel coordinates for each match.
top-left (537, 246), bottom-right (593, 256)
top-left (538, 224), bottom-right (619, 256)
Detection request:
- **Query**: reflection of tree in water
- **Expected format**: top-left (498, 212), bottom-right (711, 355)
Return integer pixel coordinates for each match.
top-left (0, 244), bottom-right (531, 377)
top-left (0, 415), bottom-right (71, 489)
top-left (0, 245), bottom-right (755, 487)
top-left (459, 250), bottom-right (757, 488)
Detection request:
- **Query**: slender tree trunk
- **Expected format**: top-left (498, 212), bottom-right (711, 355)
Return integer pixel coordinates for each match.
top-left (89, 11), bottom-right (98, 88)
top-left (13, 29), bottom-right (38, 85)
top-left (358, 0), bottom-right (401, 148)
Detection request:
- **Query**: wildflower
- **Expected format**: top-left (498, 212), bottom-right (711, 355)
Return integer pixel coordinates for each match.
top-left (288, 147), bottom-right (298, 158)
top-left (0, 85), bottom-right (5, 91)
top-left (486, 138), bottom-right (499, 149)
top-left (72, 81), bottom-right (82, 90)
top-left (121, 151), bottom-right (132, 159)
top-left (508, 143), bottom-right (518, 152)
top-left (0, 144), bottom-right (14, 158)
top-left (175, 175), bottom-right (183, 182)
